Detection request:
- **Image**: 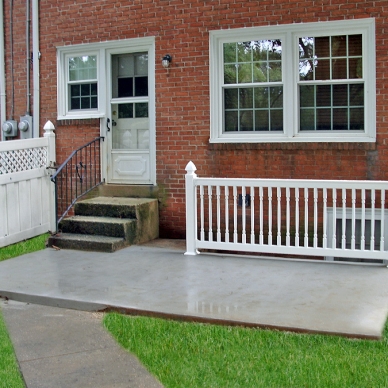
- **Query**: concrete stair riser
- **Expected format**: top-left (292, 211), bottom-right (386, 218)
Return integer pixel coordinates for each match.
top-left (60, 216), bottom-right (137, 242)
top-left (48, 197), bottom-right (159, 252)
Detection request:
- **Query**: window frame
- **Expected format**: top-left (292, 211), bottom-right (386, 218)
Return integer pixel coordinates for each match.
top-left (209, 18), bottom-right (376, 143)
top-left (57, 48), bottom-right (104, 119)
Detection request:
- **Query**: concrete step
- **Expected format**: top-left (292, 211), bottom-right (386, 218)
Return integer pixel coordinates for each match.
top-left (48, 233), bottom-right (127, 253)
top-left (75, 197), bottom-right (156, 219)
top-left (59, 216), bottom-right (137, 243)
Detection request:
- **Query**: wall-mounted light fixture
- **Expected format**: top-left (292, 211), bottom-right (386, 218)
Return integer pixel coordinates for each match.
top-left (162, 54), bottom-right (172, 68)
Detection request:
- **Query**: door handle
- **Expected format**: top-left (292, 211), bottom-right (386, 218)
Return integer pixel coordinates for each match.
top-left (106, 118), bottom-right (111, 132)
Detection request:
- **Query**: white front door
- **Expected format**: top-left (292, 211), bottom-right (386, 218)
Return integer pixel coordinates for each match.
top-left (107, 51), bottom-right (154, 184)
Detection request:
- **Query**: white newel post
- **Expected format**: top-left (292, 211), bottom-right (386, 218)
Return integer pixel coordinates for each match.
top-left (44, 120), bottom-right (56, 232)
top-left (185, 161), bottom-right (198, 255)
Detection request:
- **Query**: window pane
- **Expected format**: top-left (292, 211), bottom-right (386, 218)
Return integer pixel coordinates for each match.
top-left (240, 88), bottom-right (253, 109)
top-left (333, 84), bottom-right (348, 106)
top-left (300, 109), bottom-right (315, 131)
top-left (254, 87), bottom-right (268, 109)
top-left (238, 42), bottom-right (252, 62)
top-left (299, 83), bottom-right (364, 131)
top-left (118, 104), bottom-right (133, 118)
top-left (332, 58), bottom-right (347, 79)
top-left (224, 43), bottom-right (236, 63)
top-left (135, 54), bottom-right (148, 76)
top-left (300, 85), bottom-right (315, 107)
top-left (255, 110), bottom-right (269, 131)
top-left (224, 88), bottom-right (238, 109)
top-left (135, 76), bottom-right (148, 96)
top-left (317, 108), bottom-right (331, 130)
top-left (317, 85), bottom-right (331, 107)
top-left (350, 108), bottom-right (364, 129)
top-left (224, 64), bottom-right (237, 84)
top-left (270, 87), bottom-right (283, 108)
top-left (270, 110), bottom-right (283, 131)
top-left (315, 36), bottom-right (330, 57)
top-left (331, 35), bottom-right (347, 57)
top-left (224, 40), bottom-right (282, 85)
top-left (240, 111), bottom-right (253, 131)
top-left (118, 78), bottom-right (133, 98)
top-left (69, 56), bottom-right (97, 81)
top-left (349, 84), bottom-right (364, 106)
top-left (238, 63), bottom-right (252, 83)
top-left (333, 108), bottom-right (348, 130)
top-left (135, 103), bottom-right (148, 118)
top-left (348, 34), bottom-right (362, 56)
top-left (225, 111), bottom-right (238, 132)
top-left (315, 59), bottom-right (330, 80)
top-left (69, 82), bottom-right (97, 110)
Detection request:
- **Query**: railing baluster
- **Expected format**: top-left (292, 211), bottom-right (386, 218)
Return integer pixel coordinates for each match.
top-left (200, 185), bottom-right (205, 241)
top-left (242, 186), bottom-right (246, 244)
top-left (332, 188), bottom-right (337, 249)
top-left (225, 186), bottom-right (229, 243)
top-left (259, 186), bottom-right (264, 245)
top-left (351, 188), bottom-right (356, 251)
top-left (216, 185), bottom-right (221, 242)
top-left (371, 189), bottom-right (376, 251)
top-left (381, 189), bottom-right (385, 252)
top-left (233, 186), bottom-right (238, 243)
top-left (304, 188), bottom-right (308, 247)
top-left (208, 185), bottom-right (213, 242)
top-left (268, 187), bottom-right (272, 246)
top-left (361, 189), bottom-right (366, 251)
top-left (342, 189), bottom-right (347, 250)
top-left (323, 188), bottom-right (327, 249)
top-left (295, 188), bottom-right (300, 247)
top-left (286, 187), bottom-right (290, 247)
top-left (251, 186), bottom-right (255, 245)
top-left (277, 187), bottom-right (281, 246)
top-left (313, 187), bottom-right (318, 248)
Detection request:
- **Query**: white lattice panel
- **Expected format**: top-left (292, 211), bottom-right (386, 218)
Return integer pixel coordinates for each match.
top-left (0, 147), bottom-right (47, 174)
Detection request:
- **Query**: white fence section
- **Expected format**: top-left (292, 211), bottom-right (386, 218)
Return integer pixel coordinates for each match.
top-left (0, 121), bottom-right (56, 247)
top-left (185, 161), bottom-right (388, 264)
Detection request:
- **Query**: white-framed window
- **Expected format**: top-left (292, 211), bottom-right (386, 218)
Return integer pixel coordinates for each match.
top-left (57, 48), bottom-right (103, 119)
top-left (57, 38), bottom-right (155, 120)
top-left (209, 18), bottom-right (376, 143)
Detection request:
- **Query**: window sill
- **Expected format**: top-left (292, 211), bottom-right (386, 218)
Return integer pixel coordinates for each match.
top-left (208, 142), bottom-right (377, 151)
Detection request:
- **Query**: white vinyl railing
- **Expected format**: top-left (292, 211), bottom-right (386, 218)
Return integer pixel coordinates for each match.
top-left (185, 161), bottom-right (388, 264)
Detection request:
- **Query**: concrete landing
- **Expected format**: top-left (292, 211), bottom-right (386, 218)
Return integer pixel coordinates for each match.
top-left (1, 240), bottom-right (388, 338)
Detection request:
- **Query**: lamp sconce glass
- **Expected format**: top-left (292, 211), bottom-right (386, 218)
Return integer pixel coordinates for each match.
top-left (162, 54), bottom-right (172, 68)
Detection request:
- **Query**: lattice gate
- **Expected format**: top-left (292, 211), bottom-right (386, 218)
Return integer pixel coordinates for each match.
top-left (0, 122), bottom-right (56, 247)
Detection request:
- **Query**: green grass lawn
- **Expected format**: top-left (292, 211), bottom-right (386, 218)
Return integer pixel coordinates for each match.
top-left (104, 313), bottom-right (388, 388)
top-left (0, 233), bottom-right (49, 388)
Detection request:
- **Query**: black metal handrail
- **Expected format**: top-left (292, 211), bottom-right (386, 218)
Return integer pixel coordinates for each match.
top-left (51, 136), bottom-right (104, 232)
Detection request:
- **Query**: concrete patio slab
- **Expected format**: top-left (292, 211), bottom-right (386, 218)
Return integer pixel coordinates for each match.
top-left (1, 240), bottom-right (388, 338)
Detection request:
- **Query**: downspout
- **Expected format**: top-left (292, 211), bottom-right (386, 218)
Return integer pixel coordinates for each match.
top-left (25, 0), bottom-right (30, 115)
top-left (0, 0), bottom-right (6, 141)
top-left (32, 0), bottom-right (39, 137)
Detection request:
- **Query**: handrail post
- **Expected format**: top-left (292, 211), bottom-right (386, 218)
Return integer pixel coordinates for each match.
top-left (185, 161), bottom-right (198, 255)
top-left (44, 120), bottom-right (57, 233)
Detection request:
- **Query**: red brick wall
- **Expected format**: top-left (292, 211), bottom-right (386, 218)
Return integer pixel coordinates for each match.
top-left (3, 0), bottom-right (388, 238)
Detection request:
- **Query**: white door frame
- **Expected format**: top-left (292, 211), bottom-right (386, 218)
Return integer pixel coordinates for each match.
top-left (101, 37), bottom-right (156, 185)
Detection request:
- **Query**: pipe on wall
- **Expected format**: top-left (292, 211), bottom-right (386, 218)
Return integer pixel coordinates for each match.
top-left (0, 0), bottom-right (6, 141)
top-left (32, 0), bottom-right (39, 138)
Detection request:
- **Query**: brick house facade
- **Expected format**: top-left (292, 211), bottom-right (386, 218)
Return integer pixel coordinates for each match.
top-left (1, 0), bottom-right (387, 238)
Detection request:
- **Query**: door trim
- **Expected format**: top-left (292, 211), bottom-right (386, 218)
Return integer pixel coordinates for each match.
top-left (101, 37), bottom-right (156, 185)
